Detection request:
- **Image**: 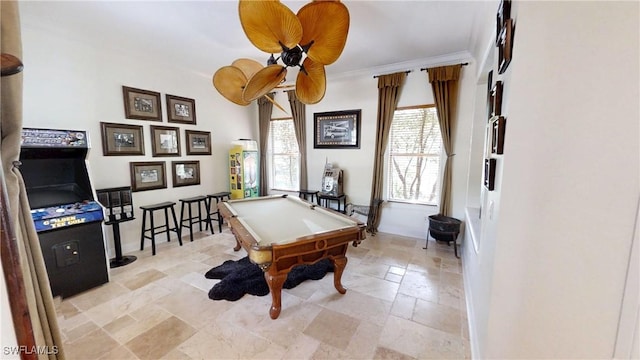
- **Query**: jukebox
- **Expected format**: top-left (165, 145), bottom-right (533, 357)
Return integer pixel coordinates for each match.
top-left (20, 128), bottom-right (109, 298)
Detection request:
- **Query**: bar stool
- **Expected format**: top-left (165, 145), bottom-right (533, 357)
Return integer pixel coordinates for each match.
top-left (178, 195), bottom-right (207, 242)
top-left (298, 189), bottom-right (319, 203)
top-left (139, 201), bottom-right (181, 256)
top-left (205, 192), bottom-right (231, 234)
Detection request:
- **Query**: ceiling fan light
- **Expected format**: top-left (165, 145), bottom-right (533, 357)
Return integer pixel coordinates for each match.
top-left (213, 66), bottom-right (251, 106)
top-left (239, 0), bottom-right (303, 54)
top-left (295, 57), bottom-right (326, 104)
top-left (297, 1), bottom-right (350, 65)
top-left (243, 64), bottom-right (287, 102)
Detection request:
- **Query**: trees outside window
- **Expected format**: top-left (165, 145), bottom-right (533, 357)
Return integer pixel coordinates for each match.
top-left (388, 106), bottom-right (442, 204)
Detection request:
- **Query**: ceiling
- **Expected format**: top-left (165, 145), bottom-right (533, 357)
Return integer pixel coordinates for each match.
top-left (19, 1), bottom-right (497, 81)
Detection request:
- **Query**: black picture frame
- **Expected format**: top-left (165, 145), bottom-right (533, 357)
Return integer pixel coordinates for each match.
top-left (130, 161), bottom-right (167, 192)
top-left (122, 86), bottom-right (162, 121)
top-left (185, 130), bottom-right (211, 155)
top-left (172, 160), bottom-right (201, 187)
top-left (491, 116), bottom-right (506, 155)
top-left (491, 81), bottom-right (503, 117)
top-left (484, 158), bottom-right (497, 191)
top-left (100, 122), bottom-right (145, 156)
top-left (496, 0), bottom-right (511, 45)
top-left (166, 94), bottom-right (196, 125)
top-left (498, 18), bottom-right (514, 74)
top-left (150, 125), bottom-right (181, 157)
top-left (313, 109), bottom-right (361, 149)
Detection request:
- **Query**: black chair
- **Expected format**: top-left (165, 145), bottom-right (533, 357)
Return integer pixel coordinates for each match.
top-left (139, 202), bottom-right (181, 256)
top-left (205, 192), bottom-right (231, 234)
top-left (178, 195), bottom-right (208, 242)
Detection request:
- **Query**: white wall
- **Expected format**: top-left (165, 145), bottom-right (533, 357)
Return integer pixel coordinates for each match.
top-left (463, 1), bottom-right (640, 358)
top-left (20, 23), bottom-right (257, 256)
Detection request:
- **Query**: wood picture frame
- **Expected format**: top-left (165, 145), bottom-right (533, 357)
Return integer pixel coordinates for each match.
top-left (100, 122), bottom-right (145, 156)
top-left (130, 161), bottom-right (167, 192)
top-left (172, 160), bottom-right (200, 187)
top-left (150, 125), bottom-right (181, 157)
top-left (496, 0), bottom-right (511, 45)
top-left (491, 81), bottom-right (503, 117)
top-left (484, 158), bottom-right (497, 191)
top-left (491, 116), bottom-right (507, 155)
top-left (498, 18), bottom-right (513, 74)
top-left (313, 109), bottom-right (361, 149)
top-left (122, 86), bottom-right (162, 121)
top-left (185, 130), bottom-right (212, 155)
top-left (166, 94), bottom-right (196, 124)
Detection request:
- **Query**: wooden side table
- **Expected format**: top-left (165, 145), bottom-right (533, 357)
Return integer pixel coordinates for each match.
top-left (298, 189), bottom-right (319, 203)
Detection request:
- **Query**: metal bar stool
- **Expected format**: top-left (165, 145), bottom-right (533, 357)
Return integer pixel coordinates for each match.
top-left (178, 195), bottom-right (207, 242)
top-left (205, 191), bottom-right (231, 234)
top-left (139, 201), bottom-right (181, 256)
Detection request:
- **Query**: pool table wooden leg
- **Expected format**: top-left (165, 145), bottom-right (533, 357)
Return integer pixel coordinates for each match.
top-left (264, 271), bottom-right (287, 319)
top-left (332, 256), bottom-right (348, 294)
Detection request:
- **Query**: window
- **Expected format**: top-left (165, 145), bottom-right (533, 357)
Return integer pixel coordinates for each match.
top-left (388, 106), bottom-right (442, 204)
top-left (269, 118), bottom-right (300, 191)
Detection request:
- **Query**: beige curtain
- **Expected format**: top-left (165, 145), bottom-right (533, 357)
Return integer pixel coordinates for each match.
top-left (1, 1), bottom-right (65, 358)
top-left (367, 72), bottom-right (407, 234)
top-left (427, 64), bottom-right (462, 217)
top-left (257, 94), bottom-right (274, 196)
top-left (287, 90), bottom-right (308, 190)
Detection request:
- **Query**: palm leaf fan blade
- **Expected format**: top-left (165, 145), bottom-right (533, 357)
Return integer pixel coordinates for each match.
top-left (296, 58), bottom-right (326, 104)
top-left (297, 1), bottom-right (350, 65)
top-left (243, 64), bottom-right (287, 102)
top-left (239, 0), bottom-right (302, 54)
top-left (213, 66), bottom-right (250, 106)
top-left (231, 58), bottom-right (264, 79)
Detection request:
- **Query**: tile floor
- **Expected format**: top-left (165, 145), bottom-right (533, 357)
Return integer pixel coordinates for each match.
top-left (55, 226), bottom-right (471, 359)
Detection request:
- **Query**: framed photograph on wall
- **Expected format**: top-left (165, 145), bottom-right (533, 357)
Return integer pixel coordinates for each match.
top-left (100, 122), bottom-right (145, 156)
top-left (122, 86), bottom-right (162, 121)
top-left (313, 109), bottom-right (361, 149)
top-left (130, 161), bottom-right (167, 192)
top-left (150, 125), bottom-right (181, 157)
top-left (185, 130), bottom-right (211, 155)
top-left (484, 158), bottom-right (497, 191)
top-left (491, 116), bottom-right (507, 155)
top-left (491, 81), bottom-right (503, 117)
top-left (496, 0), bottom-right (511, 45)
top-left (166, 94), bottom-right (196, 124)
top-left (498, 18), bottom-right (513, 74)
top-left (172, 160), bottom-right (200, 187)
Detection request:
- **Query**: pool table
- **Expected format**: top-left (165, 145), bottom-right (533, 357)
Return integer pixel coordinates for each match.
top-left (218, 194), bottom-right (366, 319)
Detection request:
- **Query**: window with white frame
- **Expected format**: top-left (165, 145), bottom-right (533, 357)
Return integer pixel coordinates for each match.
top-left (269, 118), bottom-right (300, 191)
top-left (387, 106), bottom-right (442, 204)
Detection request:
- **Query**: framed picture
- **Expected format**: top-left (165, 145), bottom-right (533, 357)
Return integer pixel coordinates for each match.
top-left (495, 0), bottom-right (511, 45)
top-left (491, 81), bottom-right (503, 117)
top-left (166, 94), bottom-right (196, 125)
top-left (185, 130), bottom-right (211, 155)
top-left (491, 116), bottom-right (507, 155)
top-left (122, 86), bottom-right (162, 121)
top-left (498, 18), bottom-right (513, 74)
top-left (313, 109), bottom-right (361, 149)
top-left (100, 122), bottom-right (145, 156)
top-left (484, 158), bottom-right (497, 191)
top-left (150, 125), bottom-right (181, 157)
top-left (130, 161), bottom-right (167, 192)
top-left (172, 160), bottom-right (200, 187)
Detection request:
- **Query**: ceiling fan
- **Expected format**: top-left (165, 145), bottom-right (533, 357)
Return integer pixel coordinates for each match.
top-left (213, 0), bottom-right (350, 107)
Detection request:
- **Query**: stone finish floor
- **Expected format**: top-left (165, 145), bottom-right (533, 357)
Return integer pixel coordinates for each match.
top-left (55, 227), bottom-right (471, 359)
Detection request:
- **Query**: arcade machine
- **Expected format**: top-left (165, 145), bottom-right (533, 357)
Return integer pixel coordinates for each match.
top-left (320, 162), bottom-right (343, 197)
top-left (229, 139), bottom-right (259, 199)
top-left (20, 128), bottom-right (109, 298)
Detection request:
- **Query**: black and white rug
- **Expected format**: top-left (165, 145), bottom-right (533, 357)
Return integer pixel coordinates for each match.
top-left (205, 256), bottom-right (334, 301)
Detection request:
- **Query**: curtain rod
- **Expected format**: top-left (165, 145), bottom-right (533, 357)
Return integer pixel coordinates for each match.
top-left (372, 70), bottom-right (412, 79)
top-left (420, 62), bottom-right (469, 72)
